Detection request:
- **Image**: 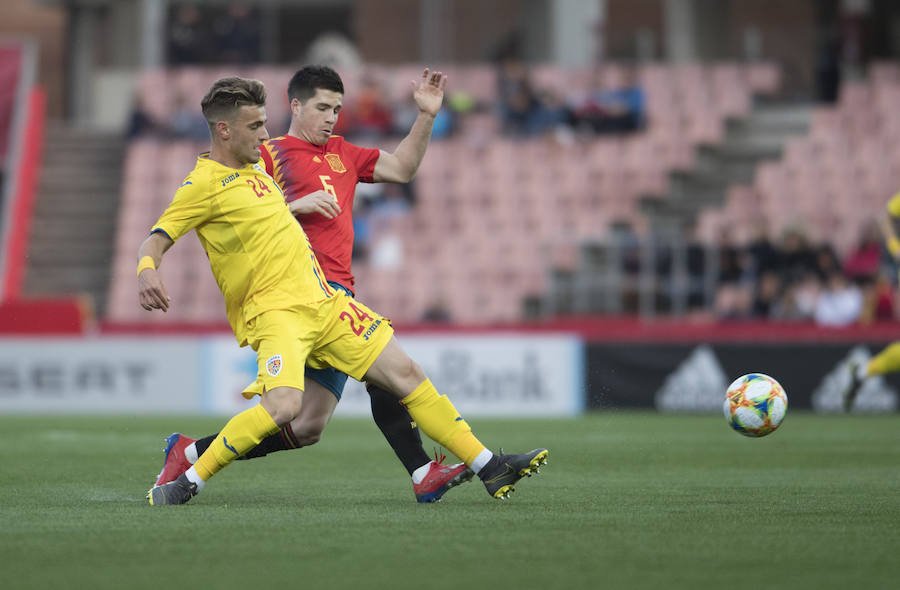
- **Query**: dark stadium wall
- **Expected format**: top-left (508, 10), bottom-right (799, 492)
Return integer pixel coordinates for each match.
top-left (605, 0), bottom-right (817, 95)
top-left (587, 341), bottom-right (900, 412)
top-left (353, 0), bottom-right (535, 63)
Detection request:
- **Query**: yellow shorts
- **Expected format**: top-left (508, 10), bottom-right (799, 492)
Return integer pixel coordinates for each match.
top-left (241, 291), bottom-right (394, 399)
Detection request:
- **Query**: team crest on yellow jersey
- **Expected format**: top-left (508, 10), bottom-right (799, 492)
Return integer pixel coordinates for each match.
top-left (266, 354), bottom-right (282, 377)
top-left (324, 153), bottom-right (346, 173)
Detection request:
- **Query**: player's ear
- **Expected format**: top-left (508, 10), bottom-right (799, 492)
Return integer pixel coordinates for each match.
top-left (215, 120), bottom-right (230, 140)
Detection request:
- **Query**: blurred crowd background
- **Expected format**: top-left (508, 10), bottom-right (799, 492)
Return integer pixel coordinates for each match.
top-left (4, 0), bottom-right (900, 329)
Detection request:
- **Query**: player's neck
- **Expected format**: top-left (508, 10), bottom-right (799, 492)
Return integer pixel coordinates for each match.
top-left (287, 126), bottom-right (319, 147)
top-left (207, 146), bottom-right (245, 170)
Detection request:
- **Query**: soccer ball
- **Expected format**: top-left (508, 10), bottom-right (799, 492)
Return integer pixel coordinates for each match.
top-left (724, 373), bottom-right (788, 437)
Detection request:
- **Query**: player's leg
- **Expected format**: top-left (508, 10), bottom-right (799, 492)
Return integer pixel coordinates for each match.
top-left (316, 292), bottom-right (547, 499)
top-left (367, 382), bottom-right (473, 503)
top-left (149, 309), bottom-right (311, 505)
top-left (155, 378), bottom-right (339, 488)
top-left (842, 341), bottom-right (900, 411)
top-left (363, 337), bottom-right (546, 499)
top-left (148, 386), bottom-right (296, 505)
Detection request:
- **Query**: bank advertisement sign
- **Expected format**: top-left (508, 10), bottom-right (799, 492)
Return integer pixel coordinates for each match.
top-left (0, 334), bottom-right (585, 417)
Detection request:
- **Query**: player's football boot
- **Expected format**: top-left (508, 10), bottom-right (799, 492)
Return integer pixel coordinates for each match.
top-left (147, 473), bottom-right (198, 506)
top-left (841, 361), bottom-right (863, 413)
top-left (413, 456), bottom-right (474, 503)
top-left (479, 448), bottom-right (549, 500)
top-left (154, 433), bottom-right (196, 486)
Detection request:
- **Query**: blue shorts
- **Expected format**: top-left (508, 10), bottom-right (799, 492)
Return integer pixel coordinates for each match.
top-left (305, 281), bottom-right (354, 400)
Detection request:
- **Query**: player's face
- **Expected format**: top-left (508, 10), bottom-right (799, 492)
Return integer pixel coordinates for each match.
top-left (291, 88), bottom-right (342, 146)
top-left (229, 105), bottom-right (269, 165)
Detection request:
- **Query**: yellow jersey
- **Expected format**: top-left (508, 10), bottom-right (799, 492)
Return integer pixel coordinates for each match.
top-left (888, 192), bottom-right (900, 217)
top-left (152, 155), bottom-right (333, 345)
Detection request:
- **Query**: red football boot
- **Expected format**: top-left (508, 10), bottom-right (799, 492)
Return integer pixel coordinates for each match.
top-left (154, 433), bottom-right (196, 487)
top-left (413, 453), bottom-right (474, 503)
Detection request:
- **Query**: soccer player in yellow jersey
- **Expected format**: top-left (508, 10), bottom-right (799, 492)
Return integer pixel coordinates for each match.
top-left (155, 66), bottom-right (469, 504)
top-left (841, 191), bottom-right (900, 412)
top-left (139, 77), bottom-right (548, 504)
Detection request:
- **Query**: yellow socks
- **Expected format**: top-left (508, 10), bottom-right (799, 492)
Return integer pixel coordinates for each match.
top-left (400, 379), bottom-right (486, 466)
top-left (867, 342), bottom-right (900, 377)
top-left (194, 404), bottom-right (280, 481)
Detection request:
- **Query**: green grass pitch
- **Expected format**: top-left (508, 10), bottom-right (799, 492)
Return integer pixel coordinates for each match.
top-left (1, 412), bottom-right (899, 590)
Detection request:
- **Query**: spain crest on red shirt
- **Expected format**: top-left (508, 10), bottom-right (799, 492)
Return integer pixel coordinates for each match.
top-left (266, 354), bottom-right (282, 377)
top-left (324, 153), bottom-right (346, 173)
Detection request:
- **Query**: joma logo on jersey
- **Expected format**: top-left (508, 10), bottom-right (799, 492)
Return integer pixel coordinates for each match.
top-left (363, 319), bottom-right (382, 341)
top-left (221, 172), bottom-right (240, 186)
top-left (324, 153), bottom-right (346, 173)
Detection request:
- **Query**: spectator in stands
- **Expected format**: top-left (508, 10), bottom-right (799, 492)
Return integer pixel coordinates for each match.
top-left (304, 32), bottom-right (362, 69)
top-left (527, 89), bottom-right (573, 137)
top-left (169, 92), bottom-right (211, 142)
top-left (860, 269), bottom-right (897, 323)
top-left (212, 3), bottom-right (262, 64)
top-left (168, 5), bottom-right (208, 64)
top-left (496, 58), bottom-right (541, 136)
top-left (814, 270), bottom-right (864, 326)
top-left (770, 268), bottom-right (821, 321)
top-left (394, 95), bottom-right (453, 140)
top-left (745, 220), bottom-right (781, 317)
top-left (773, 227), bottom-right (818, 291)
top-left (843, 220), bottom-right (882, 284)
top-left (343, 75), bottom-right (394, 141)
top-left (422, 297), bottom-right (452, 323)
top-left (712, 228), bottom-right (754, 319)
top-left (570, 67), bottom-right (645, 135)
top-left (126, 95), bottom-right (166, 139)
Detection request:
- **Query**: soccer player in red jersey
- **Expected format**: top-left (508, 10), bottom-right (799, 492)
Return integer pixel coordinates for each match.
top-left (155, 66), bottom-right (471, 503)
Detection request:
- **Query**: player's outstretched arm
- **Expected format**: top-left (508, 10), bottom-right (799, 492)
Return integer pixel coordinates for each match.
top-left (137, 231), bottom-right (174, 312)
top-left (373, 68), bottom-right (447, 184)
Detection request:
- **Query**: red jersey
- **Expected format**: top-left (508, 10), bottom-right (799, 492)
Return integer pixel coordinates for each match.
top-left (260, 135), bottom-right (380, 290)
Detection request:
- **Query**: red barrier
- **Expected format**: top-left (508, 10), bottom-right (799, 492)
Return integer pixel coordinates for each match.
top-left (0, 297), bottom-right (88, 334)
top-left (1, 86), bottom-right (45, 300)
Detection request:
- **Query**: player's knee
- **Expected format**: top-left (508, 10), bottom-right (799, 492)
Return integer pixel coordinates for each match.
top-left (264, 387), bottom-right (303, 425)
top-left (397, 356), bottom-right (425, 385)
top-left (294, 419), bottom-right (326, 446)
top-left (297, 430), bottom-right (322, 446)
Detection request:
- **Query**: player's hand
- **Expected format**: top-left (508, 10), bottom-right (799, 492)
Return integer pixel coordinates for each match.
top-left (138, 269), bottom-right (171, 312)
top-left (289, 190), bottom-right (342, 219)
top-left (412, 68), bottom-right (447, 117)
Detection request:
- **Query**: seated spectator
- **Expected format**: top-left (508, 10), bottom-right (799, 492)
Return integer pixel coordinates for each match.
top-left (496, 58), bottom-right (541, 136)
top-left (860, 270), bottom-right (897, 323)
top-left (814, 271), bottom-right (863, 326)
top-left (570, 68), bottom-right (645, 135)
top-left (169, 92), bottom-right (210, 141)
top-left (527, 89), bottom-right (573, 137)
top-left (304, 31), bottom-right (362, 68)
top-left (212, 3), bottom-right (261, 64)
top-left (771, 269), bottom-right (821, 321)
top-left (168, 5), bottom-right (208, 64)
top-left (126, 95), bottom-right (166, 139)
top-left (393, 96), bottom-right (454, 140)
top-left (774, 227), bottom-right (818, 289)
top-left (844, 220), bottom-right (882, 284)
top-left (344, 76), bottom-right (393, 141)
top-left (712, 229), bottom-right (754, 319)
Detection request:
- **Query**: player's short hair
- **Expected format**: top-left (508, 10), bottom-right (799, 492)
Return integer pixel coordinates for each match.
top-left (287, 65), bottom-right (344, 103)
top-left (201, 77), bottom-right (267, 126)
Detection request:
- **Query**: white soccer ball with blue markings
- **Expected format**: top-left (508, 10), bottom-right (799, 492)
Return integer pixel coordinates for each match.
top-left (724, 373), bottom-right (788, 437)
